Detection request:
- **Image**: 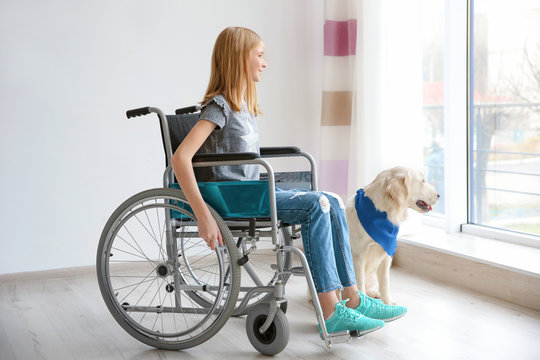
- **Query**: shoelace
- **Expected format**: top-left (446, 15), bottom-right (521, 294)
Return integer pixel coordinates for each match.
top-left (371, 300), bottom-right (387, 310)
top-left (362, 294), bottom-right (392, 311)
top-left (336, 300), bottom-right (364, 321)
top-left (339, 289), bottom-right (373, 311)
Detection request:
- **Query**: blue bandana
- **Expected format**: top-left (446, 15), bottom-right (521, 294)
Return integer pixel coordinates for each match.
top-left (354, 189), bottom-right (399, 257)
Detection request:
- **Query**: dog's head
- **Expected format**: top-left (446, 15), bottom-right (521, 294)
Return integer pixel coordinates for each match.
top-left (403, 168), bottom-right (439, 213)
top-left (366, 166), bottom-right (440, 223)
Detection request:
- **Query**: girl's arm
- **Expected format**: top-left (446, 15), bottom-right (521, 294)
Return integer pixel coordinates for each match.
top-left (170, 119), bottom-right (224, 250)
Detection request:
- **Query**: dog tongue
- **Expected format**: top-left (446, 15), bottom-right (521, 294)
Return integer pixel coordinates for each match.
top-left (417, 200), bottom-right (432, 211)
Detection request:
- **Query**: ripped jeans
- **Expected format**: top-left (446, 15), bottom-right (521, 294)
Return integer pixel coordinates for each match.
top-left (275, 188), bottom-right (356, 293)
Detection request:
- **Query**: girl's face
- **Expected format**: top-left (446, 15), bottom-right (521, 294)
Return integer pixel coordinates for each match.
top-left (248, 43), bottom-right (266, 82)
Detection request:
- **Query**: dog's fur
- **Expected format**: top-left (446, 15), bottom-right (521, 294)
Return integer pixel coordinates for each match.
top-left (346, 166), bottom-right (439, 305)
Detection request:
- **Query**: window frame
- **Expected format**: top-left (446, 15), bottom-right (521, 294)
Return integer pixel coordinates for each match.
top-left (424, 0), bottom-right (540, 248)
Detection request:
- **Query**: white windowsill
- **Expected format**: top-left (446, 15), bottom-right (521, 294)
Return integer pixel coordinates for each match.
top-left (397, 221), bottom-right (540, 279)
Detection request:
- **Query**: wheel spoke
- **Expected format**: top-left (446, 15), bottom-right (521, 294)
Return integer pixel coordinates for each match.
top-left (118, 225), bottom-right (159, 265)
top-left (132, 210), bottom-right (168, 261)
top-left (97, 190), bottom-right (239, 348)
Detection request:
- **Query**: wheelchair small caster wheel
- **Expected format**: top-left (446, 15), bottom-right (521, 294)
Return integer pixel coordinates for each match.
top-left (246, 303), bottom-right (289, 355)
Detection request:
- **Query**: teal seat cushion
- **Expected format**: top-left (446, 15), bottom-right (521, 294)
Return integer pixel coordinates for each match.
top-left (169, 180), bottom-right (270, 219)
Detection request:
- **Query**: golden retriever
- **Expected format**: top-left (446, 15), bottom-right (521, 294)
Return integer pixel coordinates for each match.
top-left (345, 166), bottom-right (439, 305)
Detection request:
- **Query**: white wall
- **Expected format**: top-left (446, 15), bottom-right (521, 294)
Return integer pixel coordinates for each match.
top-left (0, 0), bottom-right (324, 274)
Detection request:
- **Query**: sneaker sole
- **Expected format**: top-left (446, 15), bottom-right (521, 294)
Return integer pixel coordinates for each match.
top-left (381, 311), bottom-right (407, 322)
top-left (351, 323), bottom-right (385, 337)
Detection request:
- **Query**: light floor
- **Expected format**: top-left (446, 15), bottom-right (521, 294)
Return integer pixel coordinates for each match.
top-left (1, 250), bottom-right (540, 360)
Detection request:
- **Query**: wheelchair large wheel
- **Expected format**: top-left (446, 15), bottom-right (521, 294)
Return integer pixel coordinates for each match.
top-left (96, 188), bottom-right (240, 350)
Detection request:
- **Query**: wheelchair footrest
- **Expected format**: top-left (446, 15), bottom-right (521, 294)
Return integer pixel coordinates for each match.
top-left (320, 330), bottom-right (353, 346)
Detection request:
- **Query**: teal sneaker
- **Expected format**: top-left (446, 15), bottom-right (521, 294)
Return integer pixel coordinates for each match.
top-left (354, 291), bottom-right (407, 322)
top-left (320, 300), bottom-right (384, 337)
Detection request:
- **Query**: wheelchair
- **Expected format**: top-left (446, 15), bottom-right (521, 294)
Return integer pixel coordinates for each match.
top-left (96, 105), bottom-right (360, 355)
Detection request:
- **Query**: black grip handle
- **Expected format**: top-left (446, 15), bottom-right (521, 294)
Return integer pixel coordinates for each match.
top-left (260, 146), bottom-right (301, 157)
top-left (126, 106), bottom-right (151, 119)
top-left (176, 105), bottom-right (200, 115)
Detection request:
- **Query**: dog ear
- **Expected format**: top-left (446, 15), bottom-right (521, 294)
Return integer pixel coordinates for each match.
top-left (385, 173), bottom-right (409, 208)
top-left (402, 168), bottom-right (412, 194)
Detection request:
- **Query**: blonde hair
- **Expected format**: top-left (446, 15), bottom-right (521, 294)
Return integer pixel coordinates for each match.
top-left (202, 27), bottom-right (262, 115)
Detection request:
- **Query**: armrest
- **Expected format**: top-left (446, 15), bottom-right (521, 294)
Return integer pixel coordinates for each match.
top-left (260, 146), bottom-right (301, 157)
top-left (260, 146), bottom-right (318, 191)
top-left (193, 152), bottom-right (260, 163)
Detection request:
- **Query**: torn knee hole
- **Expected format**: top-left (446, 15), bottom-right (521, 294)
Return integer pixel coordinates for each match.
top-left (323, 191), bottom-right (345, 209)
top-left (319, 195), bottom-right (330, 213)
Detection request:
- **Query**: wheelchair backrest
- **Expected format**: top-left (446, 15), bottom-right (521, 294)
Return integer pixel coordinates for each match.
top-left (161, 112), bottom-right (199, 167)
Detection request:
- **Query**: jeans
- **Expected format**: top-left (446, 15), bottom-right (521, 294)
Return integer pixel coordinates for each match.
top-left (275, 188), bottom-right (356, 293)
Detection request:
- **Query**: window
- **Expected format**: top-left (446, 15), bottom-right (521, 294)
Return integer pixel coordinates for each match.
top-left (422, 0), bottom-right (446, 216)
top-left (470, 0), bottom-right (540, 237)
top-left (421, 0), bottom-right (540, 240)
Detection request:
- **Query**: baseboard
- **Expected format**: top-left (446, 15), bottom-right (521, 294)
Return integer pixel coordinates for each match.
top-left (393, 238), bottom-right (540, 312)
top-left (3, 237), bottom-right (539, 312)
top-left (0, 265), bottom-right (97, 284)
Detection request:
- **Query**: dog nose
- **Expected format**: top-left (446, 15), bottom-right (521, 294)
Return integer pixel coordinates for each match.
top-left (437, 194), bottom-right (440, 198)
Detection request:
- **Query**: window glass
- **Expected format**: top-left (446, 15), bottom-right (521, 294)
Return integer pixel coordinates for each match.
top-left (422, 0), bottom-right (446, 215)
top-left (471, 0), bottom-right (540, 236)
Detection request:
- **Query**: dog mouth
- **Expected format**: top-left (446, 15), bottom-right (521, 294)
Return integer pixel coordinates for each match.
top-left (416, 200), bottom-right (432, 212)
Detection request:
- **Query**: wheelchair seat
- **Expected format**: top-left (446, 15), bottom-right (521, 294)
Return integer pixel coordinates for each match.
top-left (169, 180), bottom-right (271, 219)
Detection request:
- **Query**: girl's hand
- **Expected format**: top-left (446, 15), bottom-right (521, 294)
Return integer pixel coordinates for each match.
top-left (197, 213), bottom-right (224, 250)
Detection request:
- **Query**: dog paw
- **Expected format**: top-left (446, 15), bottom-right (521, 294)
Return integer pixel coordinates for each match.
top-left (366, 289), bottom-right (381, 299)
top-left (382, 298), bottom-right (397, 305)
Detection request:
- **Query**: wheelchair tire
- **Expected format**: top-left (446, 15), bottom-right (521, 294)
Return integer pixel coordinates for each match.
top-left (246, 303), bottom-right (289, 356)
top-left (96, 188), bottom-right (240, 350)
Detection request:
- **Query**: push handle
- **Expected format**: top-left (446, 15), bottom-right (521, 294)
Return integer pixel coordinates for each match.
top-left (126, 106), bottom-right (151, 119)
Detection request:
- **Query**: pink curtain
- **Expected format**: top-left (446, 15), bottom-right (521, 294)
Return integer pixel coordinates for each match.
top-left (319, 0), bottom-right (358, 197)
top-left (319, 1), bottom-right (423, 200)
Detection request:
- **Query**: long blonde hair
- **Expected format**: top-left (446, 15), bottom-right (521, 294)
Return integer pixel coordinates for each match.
top-left (202, 27), bottom-right (262, 115)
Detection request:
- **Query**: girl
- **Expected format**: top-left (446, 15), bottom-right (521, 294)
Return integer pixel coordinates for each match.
top-left (171, 26), bottom-right (406, 337)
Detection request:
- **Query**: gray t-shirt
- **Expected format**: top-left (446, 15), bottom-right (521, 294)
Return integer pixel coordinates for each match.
top-left (194, 94), bottom-right (260, 182)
